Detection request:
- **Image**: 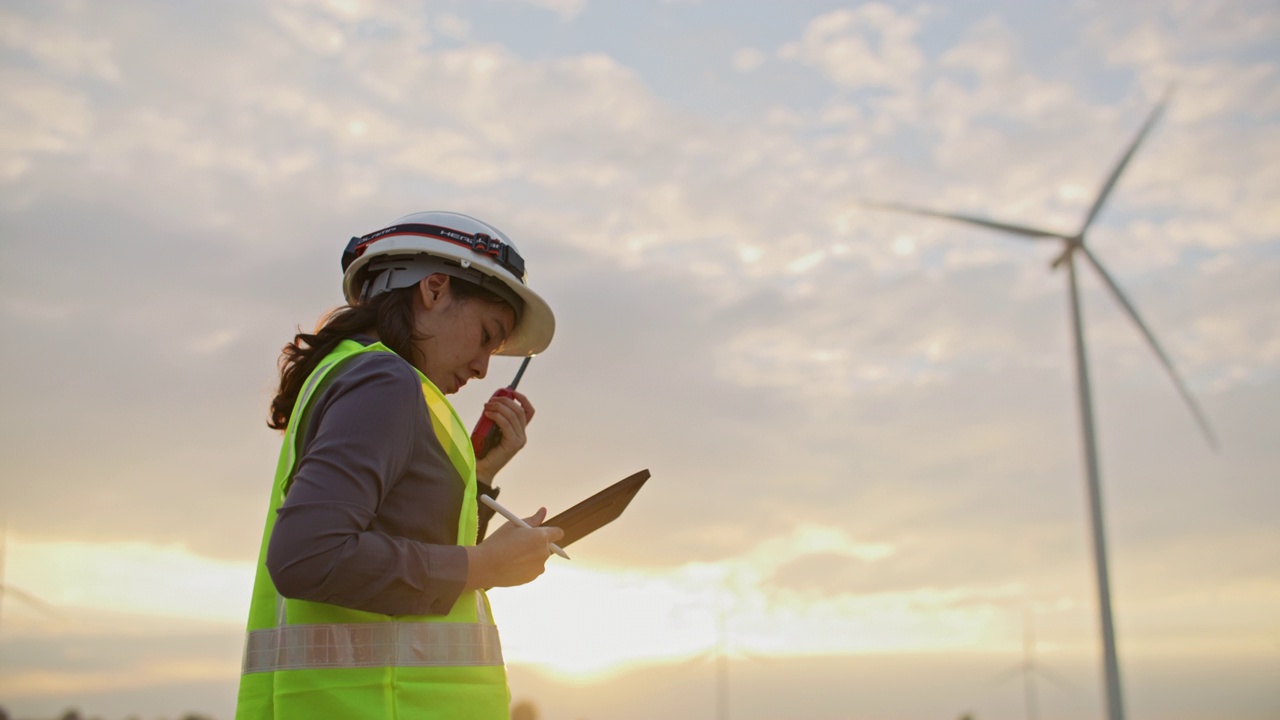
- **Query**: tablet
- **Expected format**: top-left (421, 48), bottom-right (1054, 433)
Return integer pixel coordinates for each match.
top-left (543, 469), bottom-right (651, 547)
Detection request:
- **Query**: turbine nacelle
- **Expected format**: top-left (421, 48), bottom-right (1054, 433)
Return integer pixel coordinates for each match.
top-left (1050, 237), bottom-right (1085, 270)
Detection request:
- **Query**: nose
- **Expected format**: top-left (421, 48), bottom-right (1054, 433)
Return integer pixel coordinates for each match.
top-left (470, 351), bottom-right (491, 381)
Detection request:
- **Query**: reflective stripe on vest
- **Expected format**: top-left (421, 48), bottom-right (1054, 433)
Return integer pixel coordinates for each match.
top-left (245, 592), bottom-right (501, 674)
top-left (244, 619), bottom-right (502, 672)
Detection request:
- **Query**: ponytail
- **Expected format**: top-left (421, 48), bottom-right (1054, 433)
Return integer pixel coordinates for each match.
top-left (267, 287), bottom-right (419, 430)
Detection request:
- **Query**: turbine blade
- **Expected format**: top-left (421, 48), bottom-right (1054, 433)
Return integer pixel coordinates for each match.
top-left (0, 584), bottom-right (63, 619)
top-left (1080, 246), bottom-right (1219, 450)
top-left (858, 200), bottom-right (1070, 241)
top-left (1080, 86), bottom-right (1174, 234)
top-left (1033, 665), bottom-right (1085, 696)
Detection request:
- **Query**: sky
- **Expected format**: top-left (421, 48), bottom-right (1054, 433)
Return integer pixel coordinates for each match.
top-left (1, 0), bottom-right (1278, 718)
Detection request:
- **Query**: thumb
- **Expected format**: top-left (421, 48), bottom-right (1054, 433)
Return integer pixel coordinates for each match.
top-left (542, 525), bottom-right (565, 544)
top-left (523, 507), bottom-right (548, 527)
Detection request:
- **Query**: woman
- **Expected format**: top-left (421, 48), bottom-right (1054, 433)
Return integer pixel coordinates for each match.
top-left (235, 211), bottom-right (564, 720)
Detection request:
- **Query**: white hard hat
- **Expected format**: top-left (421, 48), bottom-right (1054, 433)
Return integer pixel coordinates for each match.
top-left (342, 211), bottom-right (555, 356)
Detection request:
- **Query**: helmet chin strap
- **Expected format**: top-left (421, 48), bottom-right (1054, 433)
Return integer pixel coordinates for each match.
top-left (360, 255), bottom-right (524, 321)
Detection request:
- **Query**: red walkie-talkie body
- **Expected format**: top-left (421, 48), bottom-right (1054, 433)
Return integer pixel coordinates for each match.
top-left (470, 357), bottom-right (531, 458)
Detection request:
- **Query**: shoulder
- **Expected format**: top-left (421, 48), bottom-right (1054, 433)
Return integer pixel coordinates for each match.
top-left (299, 348), bottom-right (427, 454)
top-left (339, 349), bottom-right (420, 386)
top-left (316, 350), bottom-right (424, 415)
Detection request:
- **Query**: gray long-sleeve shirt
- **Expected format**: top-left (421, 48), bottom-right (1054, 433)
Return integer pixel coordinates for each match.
top-left (266, 341), bottom-right (489, 616)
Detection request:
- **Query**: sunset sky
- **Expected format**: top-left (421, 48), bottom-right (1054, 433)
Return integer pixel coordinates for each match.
top-left (1, 1), bottom-right (1277, 719)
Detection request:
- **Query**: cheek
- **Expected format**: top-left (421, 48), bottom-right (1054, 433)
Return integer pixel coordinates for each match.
top-left (453, 314), bottom-right (488, 363)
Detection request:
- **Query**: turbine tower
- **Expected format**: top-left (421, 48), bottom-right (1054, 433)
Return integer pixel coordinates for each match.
top-left (861, 88), bottom-right (1216, 720)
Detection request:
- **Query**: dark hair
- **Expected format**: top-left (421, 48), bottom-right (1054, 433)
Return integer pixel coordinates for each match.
top-left (268, 276), bottom-right (513, 431)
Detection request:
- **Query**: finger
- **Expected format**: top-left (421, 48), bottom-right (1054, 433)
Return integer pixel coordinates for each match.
top-left (523, 507), bottom-right (548, 526)
top-left (541, 525), bottom-right (565, 543)
top-left (486, 397), bottom-right (528, 433)
top-left (485, 398), bottom-right (526, 432)
top-left (485, 403), bottom-right (527, 448)
top-left (489, 394), bottom-right (528, 422)
top-left (485, 412), bottom-right (524, 451)
top-left (510, 390), bottom-right (536, 424)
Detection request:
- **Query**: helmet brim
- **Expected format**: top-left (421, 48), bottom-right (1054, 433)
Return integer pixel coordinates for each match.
top-left (500, 279), bottom-right (555, 357)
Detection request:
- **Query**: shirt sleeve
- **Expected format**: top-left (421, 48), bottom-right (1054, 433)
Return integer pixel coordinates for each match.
top-left (266, 353), bottom-right (469, 616)
top-left (476, 480), bottom-right (499, 540)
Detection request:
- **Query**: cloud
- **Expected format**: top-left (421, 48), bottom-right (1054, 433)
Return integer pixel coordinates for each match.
top-left (732, 47), bottom-right (766, 73)
top-left (5, 538), bottom-right (252, 624)
top-left (0, 0), bottom-right (1272, 551)
top-left (778, 4), bottom-right (926, 90)
top-left (0, 608), bottom-right (241, 716)
top-left (0, 6), bottom-right (121, 82)
top-left (434, 12), bottom-right (471, 41)
top-left (0, 67), bottom-right (94, 177)
top-left (507, 0), bottom-right (586, 21)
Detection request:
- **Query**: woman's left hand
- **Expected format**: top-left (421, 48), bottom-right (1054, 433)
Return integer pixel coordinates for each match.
top-left (475, 390), bottom-right (535, 484)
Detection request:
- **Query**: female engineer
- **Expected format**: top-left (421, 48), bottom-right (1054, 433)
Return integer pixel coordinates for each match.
top-left (235, 211), bottom-right (564, 719)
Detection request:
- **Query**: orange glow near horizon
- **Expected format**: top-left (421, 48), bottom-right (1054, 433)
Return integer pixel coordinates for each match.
top-left (4, 525), bottom-right (1006, 686)
top-left (4, 529), bottom-right (1271, 693)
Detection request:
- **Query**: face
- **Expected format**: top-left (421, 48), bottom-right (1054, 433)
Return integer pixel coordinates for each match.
top-left (411, 274), bottom-right (516, 394)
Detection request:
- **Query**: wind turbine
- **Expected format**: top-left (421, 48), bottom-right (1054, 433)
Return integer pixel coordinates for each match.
top-left (860, 88), bottom-right (1217, 720)
top-left (988, 605), bottom-right (1081, 720)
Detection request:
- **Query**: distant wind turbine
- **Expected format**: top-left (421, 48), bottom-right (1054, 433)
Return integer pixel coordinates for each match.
top-left (988, 605), bottom-right (1081, 720)
top-left (859, 87), bottom-right (1217, 720)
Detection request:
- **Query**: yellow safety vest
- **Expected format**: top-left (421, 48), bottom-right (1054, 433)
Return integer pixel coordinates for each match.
top-left (235, 339), bottom-right (510, 719)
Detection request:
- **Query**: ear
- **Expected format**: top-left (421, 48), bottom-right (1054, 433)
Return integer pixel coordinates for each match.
top-left (417, 274), bottom-right (451, 310)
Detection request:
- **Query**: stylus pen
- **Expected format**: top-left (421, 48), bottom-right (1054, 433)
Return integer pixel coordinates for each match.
top-left (480, 494), bottom-right (571, 560)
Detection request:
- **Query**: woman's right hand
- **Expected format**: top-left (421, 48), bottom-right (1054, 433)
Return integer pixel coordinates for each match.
top-left (464, 507), bottom-right (565, 590)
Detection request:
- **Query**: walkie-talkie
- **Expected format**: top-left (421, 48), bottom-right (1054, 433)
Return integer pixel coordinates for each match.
top-left (470, 356), bottom-right (531, 459)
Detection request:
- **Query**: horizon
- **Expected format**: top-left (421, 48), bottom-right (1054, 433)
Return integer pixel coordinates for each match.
top-left (3, 645), bottom-right (1275, 720)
